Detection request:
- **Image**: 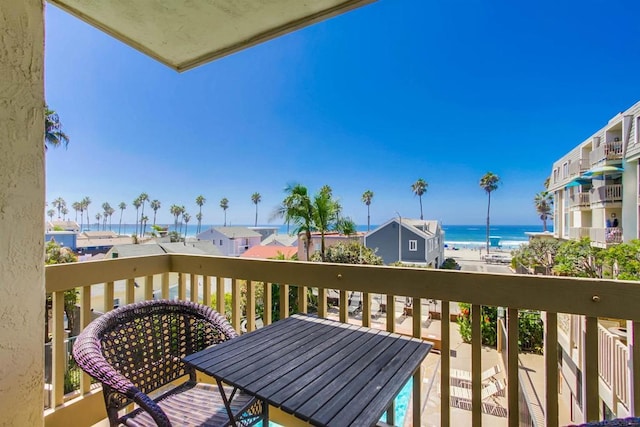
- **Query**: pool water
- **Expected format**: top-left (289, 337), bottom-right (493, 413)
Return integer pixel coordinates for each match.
top-left (268, 378), bottom-right (413, 426)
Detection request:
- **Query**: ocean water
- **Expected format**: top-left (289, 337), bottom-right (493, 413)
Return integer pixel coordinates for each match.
top-left (83, 223), bottom-right (549, 249)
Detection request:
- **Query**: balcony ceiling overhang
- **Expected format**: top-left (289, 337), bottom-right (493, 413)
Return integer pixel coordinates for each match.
top-left (48, 0), bottom-right (376, 72)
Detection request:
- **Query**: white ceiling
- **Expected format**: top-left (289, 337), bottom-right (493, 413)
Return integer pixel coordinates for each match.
top-left (48, 0), bottom-right (376, 72)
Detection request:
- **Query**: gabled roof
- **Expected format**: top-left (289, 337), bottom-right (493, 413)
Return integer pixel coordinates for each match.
top-left (261, 234), bottom-right (298, 247)
top-left (47, 220), bottom-right (80, 229)
top-left (213, 227), bottom-right (262, 239)
top-left (159, 242), bottom-right (221, 256)
top-left (240, 246), bottom-right (297, 260)
top-left (366, 218), bottom-right (442, 240)
top-left (80, 231), bottom-right (119, 239)
top-left (108, 244), bottom-right (166, 258)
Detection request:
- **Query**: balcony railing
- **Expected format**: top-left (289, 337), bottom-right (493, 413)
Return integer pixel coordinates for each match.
top-left (598, 324), bottom-right (629, 409)
top-left (569, 227), bottom-right (590, 239)
top-left (43, 254), bottom-right (640, 427)
top-left (590, 141), bottom-right (624, 165)
top-left (569, 159), bottom-right (589, 177)
top-left (569, 192), bottom-right (590, 209)
top-left (591, 184), bottom-right (623, 205)
top-left (590, 227), bottom-right (623, 245)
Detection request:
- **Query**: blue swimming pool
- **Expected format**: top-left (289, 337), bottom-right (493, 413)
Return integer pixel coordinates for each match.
top-left (268, 378), bottom-right (413, 426)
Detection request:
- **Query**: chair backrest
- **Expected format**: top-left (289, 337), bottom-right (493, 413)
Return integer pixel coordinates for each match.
top-left (77, 300), bottom-right (237, 411)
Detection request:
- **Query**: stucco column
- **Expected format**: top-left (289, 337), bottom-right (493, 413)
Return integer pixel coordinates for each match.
top-left (0, 0), bottom-right (45, 425)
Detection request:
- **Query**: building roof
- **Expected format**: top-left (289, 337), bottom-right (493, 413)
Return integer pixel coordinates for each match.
top-left (79, 231), bottom-right (119, 239)
top-left (367, 218), bottom-right (442, 240)
top-left (47, 220), bottom-right (80, 230)
top-left (159, 242), bottom-right (222, 256)
top-left (213, 227), bottom-right (262, 239)
top-left (76, 236), bottom-right (135, 249)
top-left (260, 234), bottom-right (298, 247)
top-left (108, 244), bottom-right (166, 258)
top-left (240, 246), bottom-right (298, 260)
top-left (49, 0), bottom-right (375, 72)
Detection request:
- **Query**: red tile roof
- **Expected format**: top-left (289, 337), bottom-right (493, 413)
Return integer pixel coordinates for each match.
top-left (240, 245), bottom-right (298, 259)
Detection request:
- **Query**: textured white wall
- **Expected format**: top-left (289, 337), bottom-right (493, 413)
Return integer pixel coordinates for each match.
top-left (0, 0), bottom-right (45, 424)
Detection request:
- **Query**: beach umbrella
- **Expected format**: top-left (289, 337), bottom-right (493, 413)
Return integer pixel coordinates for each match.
top-left (583, 165), bottom-right (624, 176)
top-left (565, 177), bottom-right (591, 188)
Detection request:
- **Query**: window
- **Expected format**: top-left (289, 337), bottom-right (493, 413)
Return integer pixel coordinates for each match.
top-left (219, 239), bottom-right (223, 245)
top-left (562, 162), bottom-right (569, 179)
top-left (409, 240), bottom-right (417, 251)
top-left (636, 117), bottom-right (640, 145)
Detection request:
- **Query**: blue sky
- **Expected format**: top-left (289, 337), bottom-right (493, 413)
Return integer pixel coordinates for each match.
top-left (44, 0), bottom-right (640, 227)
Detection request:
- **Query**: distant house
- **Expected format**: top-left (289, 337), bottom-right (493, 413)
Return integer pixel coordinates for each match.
top-left (76, 231), bottom-right (135, 255)
top-left (248, 226), bottom-right (280, 241)
top-left (240, 245), bottom-right (298, 260)
top-left (106, 241), bottom-right (222, 259)
top-left (297, 232), bottom-right (365, 261)
top-left (196, 226), bottom-right (262, 256)
top-left (46, 220), bottom-right (80, 233)
top-left (45, 231), bottom-right (77, 251)
top-left (260, 233), bottom-right (298, 247)
top-left (365, 218), bottom-right (445, 267)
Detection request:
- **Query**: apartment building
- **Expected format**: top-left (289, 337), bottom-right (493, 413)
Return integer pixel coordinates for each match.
top-left (548, 101), bottom-right (640, 421)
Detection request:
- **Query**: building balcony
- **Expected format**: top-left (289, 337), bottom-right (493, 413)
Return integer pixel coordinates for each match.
top-left (569, 159), bottom-right (590, 177)
top-left (591, 184), bottom-right (623, 206)
top-left (569, 226), bottom-right (591, 239)
top-left (589, 141), bottom-right (624, 166)
top-left (569, 192), bottom-right (591, 210)
top-left (42, 254), bottom-right (640, 426)
top-left (590, 227), bottom-right (623, 246)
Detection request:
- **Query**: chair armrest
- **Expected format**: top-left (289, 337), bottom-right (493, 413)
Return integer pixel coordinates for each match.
top-left (133, 391), bottom-right (171, 427)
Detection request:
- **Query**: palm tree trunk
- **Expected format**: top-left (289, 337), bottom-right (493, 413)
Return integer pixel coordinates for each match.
top-left (367, 205), bottom-right (370, 231)
top-left (119, 211), bottom-right (123, 234)
top-left (419, 196), bottom-right (424, 220)
top-left (486, 192), bottom-right (491, 254)
top-left (255, 204), bottom-right (258, 227)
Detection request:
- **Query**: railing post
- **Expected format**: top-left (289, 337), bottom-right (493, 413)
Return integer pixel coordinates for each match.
top-left (203, 275), bottom-right (211, 306)
top-left (545, 312), bottom-right (559, 427)
top-left (471, 304), bottom-right (481, 427)
top-left (279, 284), bottom-right (289, 319)
top-left (190, 273), bottom-right (197, 302)
top-left (441, 300), bottom-right (451, 427)
top-left (126, 278), bottom-right (135, 305)
top-left (298, 285), bottom-right (308, 314)
top-left (339, 290), bottom-right (348, 324)
top-left (412, 297), bottom-right (422, 338)
top-left (161, 273), bottom-right (169, 299)
top-left (584, 316), bottom-right (599, 421)
top-left (80, 286), bottom-right (92, 394)
top-left (629, 321), bottom-right (640, 415)
top-left (246, 280), bottom-right (255, 332)
top-left (317, 287), bottom-right (327, 319)
top-left (51, 290), bottom-right (65, 407)
top-left (263, 282), bottom-right (272, 325)
top-left (145, 274), bottom-right (154, 301)
top-left (386, 294), bottom-right (395, 333)
top-left (216, 277), bottom-right (225, 315)
top-left (232, 278), bottom-right (241, 333)
top-left (362, 292), bottom-right (371, 327)
top-left (507, 308), bottom-right (519, 427)
top-left (104, 281), bottom-right (114, 312)
top-left (178, 273), bottom-right (186, 301)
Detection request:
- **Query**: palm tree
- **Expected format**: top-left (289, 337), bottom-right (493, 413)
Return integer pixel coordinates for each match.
top-left (183, 213), bottom-right (191, 240)
top-left (107, 206), bottom-right (115, 230)
top-left (150, 200), bottom-right (161, 226)
top-left (52, 197), bottom-right (66, 219)
top-left (132, 197), bottom-right (142, 237)
top-left (271, 184), bottom-right (314, 259)
top-left (95, 213), bottom-right (102, 229)
top-left (479, 172), bottom-right (500, 254)
top-left (81, 196), bottom-right (91, 231)
top-left (361, 190), bottom-right (374, 231)
top-left (312, 190), bottom-right (339, 260)
top-left (44, 105), bottom-right (69, 150)
top-left (61, 206), bottom-right (69, 221)
top-left (118, 202), bottom-right (126, 235)
top-left (72, 201), bottom-right (81, 223)
top-left (251, 192), bottom-right (262, 227)
top-left (534, 191), bottom-right (554, 232)
top-left (411, 179), bottom-right (428, 220)
top-left (170, 204), bottom-right (181, 231)
top-left (195, 195), bottom-right (206, 233)
top-left (101, 202), bottom-right (112, 231)
top-left (47, 209), bottom-right (55, 221)
top-left (220, 198), bottom-right (229, 226)
top-left (138, 193), bottom-right (149, 236)
top-left (140, 215), bottom-right (149, 237)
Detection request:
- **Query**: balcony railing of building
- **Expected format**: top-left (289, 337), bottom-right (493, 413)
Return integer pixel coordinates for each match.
top-left (591, 184), bottom-right (623, 205)
top-left (569, 227), bottom-right (591, 240)
top-left (569, 159), bottom-right (590, 177)
top-left (590, 227), bottom-right (623, 245)
top-left (44, 254), bottom-right (640, 427)
top-left (590, 141), bottom-right (624, 165)
top-left (569, 192), bottom-right (591, 209)
top-left (598, 324), bottom-right (629, 410)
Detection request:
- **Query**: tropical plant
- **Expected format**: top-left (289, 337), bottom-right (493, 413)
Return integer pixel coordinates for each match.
top-left (251, 192), bottom-right (261, 227)
top-left (441, 258), bottom-right (461, 270)
top-left (183, 213), bottom-right (191, 240)
top-left (150, 199), bottom-right (161, 227)
top-left (138, 193), bottom-right (149, 236)
top-left (553, 237), bottom-right (602, 278)
top-left (479, 172), bottom-right (500, 254)
top-left (118, 202), bottom-right (126, 234)
top-left (312, 190), bottom-right (339, 260)
top-left (44, 105), bottom-right (69, 150)
top-left (271, 184), bottom-right (314, 259)
top-left (106, 206), bottom-right (115, 230)
top-left (534, 191), bottom-right (553, 232)
top-left (195, 195), bottom-right (206, 233)
top-left (47, 209), bottom-right (55, 221)
top-left (335, 217), bottom-right (357, 236)
top-left (170, 204), bottom-right (181, 231)
top-left (140, 215), bottom-right (149, 237)
top-left (101, 202), bottom-right (112, 231)
top-left (361, 190), bottom-right (374, 231)
top-left (310, 241), bottom-right (383, 265)
top-left (45, 240), bottom-right (78, 336)
top-left (72, 201), bottom-right (81, 223)
top-left (61, 206), bottom-right (69, 221)
top-left (511, 238), bottom-right (561, 275)
top-left (52, 197), bottom-right (66, 218)
top-left (132, 197), bottom-right (142, 237)
top-left (95, 213), bottom-right (102, 228)
top-left (603, 239), bottom-right (640, 280)
top-left (411, 179), bottom-right (428, 220)
top-left (220, 198), bottom-right (229, 226)
top-left (81, 196), bottom-right (91, 231)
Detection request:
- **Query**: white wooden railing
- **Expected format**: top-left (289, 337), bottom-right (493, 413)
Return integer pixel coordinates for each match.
top-left (570, 192), bottom-right (590, 209)
top-left (569, 227), bottom-right (590, 240)
top-left (590, 141), bottom-right (624, 165)
top-left (615, 340), bottom-right (629, 407)
top-left (43, 254), bottom-right (640, 427)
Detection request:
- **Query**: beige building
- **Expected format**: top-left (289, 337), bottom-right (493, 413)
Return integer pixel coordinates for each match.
top-left (548, 101), bottom-right (640, 420)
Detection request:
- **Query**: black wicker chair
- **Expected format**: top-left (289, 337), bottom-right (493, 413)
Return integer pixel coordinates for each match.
top-left (72, 299), bottom-right (265, 426)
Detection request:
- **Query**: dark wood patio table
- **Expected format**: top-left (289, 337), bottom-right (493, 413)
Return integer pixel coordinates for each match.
top-left (183, 314), bottom-right (432, 427)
